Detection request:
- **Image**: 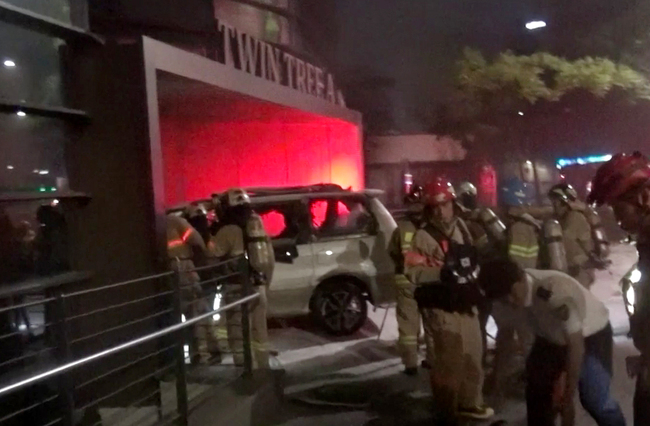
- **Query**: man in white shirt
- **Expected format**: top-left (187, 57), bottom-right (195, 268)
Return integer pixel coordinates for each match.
top-left (478, 259), bottom-right (626, 426)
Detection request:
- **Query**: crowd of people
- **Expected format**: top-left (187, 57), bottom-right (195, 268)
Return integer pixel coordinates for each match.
top-left (166, 188), bottom-right (274, 369)
top-left (167, 151), bottom-right (650, 426)
top-left (390, 151), bottom-right (650, 425)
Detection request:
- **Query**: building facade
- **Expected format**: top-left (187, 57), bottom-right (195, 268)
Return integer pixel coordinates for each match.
top-left (0, 1), bottom-right (97, 288)
top-left (69, 0), bottom-right (362, 274)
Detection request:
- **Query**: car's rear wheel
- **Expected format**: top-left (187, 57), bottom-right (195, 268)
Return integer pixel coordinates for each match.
top-left (311, 280), bottom-right (368, 336)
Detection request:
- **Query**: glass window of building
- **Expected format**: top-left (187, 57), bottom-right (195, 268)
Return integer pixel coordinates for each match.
top-left (2, 0), bottom-right (73, 25)
top-left (264, 11), bottom-right (290, 45)
top-left (214, 0), bottom-right (297, 49)
top-left (1, 199), bottom-right (71, 283)
top-left (0, 23), bottom-right (66, 107)
top-left (0, 115), bottom-right (69, 194)
top-left (0, 2), bottom-right (86, 284)
top-left (0, 113), bottom-right (71, 282)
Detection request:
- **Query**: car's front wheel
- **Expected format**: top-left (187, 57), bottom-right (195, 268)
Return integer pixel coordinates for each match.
top-left (311, 280), bottom-right (368, 336)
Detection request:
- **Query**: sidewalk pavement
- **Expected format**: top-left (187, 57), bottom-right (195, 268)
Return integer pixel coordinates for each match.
top-left (191, 243), bottom-right (639, 425)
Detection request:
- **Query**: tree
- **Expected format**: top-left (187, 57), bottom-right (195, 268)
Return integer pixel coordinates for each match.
top-left (435, 48), bottom-right (650, 155)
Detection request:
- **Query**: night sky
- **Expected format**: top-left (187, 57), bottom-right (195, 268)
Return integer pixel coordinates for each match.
top-left (333, 0), bottom-right (543, 132)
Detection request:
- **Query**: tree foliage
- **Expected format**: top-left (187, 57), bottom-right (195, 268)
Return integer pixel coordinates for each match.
top-left (433, 48), bottom-right (650, 156)
top-left (458, 48), bottom-right (650, 104)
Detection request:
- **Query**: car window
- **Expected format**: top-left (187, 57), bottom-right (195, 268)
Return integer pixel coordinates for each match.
top-left (256, 201), bottom-right (310, 244)
top-left (310, 197), bottom-right (373, 238)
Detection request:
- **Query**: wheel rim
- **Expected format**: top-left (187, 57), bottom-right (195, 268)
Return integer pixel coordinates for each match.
top-left (320, 290), bottom-right (363, 332)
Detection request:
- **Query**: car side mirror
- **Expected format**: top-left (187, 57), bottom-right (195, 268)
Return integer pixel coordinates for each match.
top-left (274, 244), bottom-right (299, 264)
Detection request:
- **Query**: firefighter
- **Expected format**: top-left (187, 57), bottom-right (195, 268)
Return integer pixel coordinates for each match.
top-left (210, 188), bottom-right (274, 369)
top-left (500, 177), bottom-right (541, 269)
top-left (184, 204), bottom-right (211, 246)
top-left (485, 178), bottom-right (540, 398)
top-left (548, 184), bottom-right (595, 288)
top-left (457, 181), bottom-right (490, 255)
top-left (479, 259), bottom-right (626, 426)
top-left (166, 213), bottom-right (220, 364)
top-left (457, 181), bottom-right (508, 366)
top-left (389, 186), bottom-right (425, 375)
top-left (588, 151), bottom-right (650, 425)
top-left (406, 177), bottom-right (494, 423)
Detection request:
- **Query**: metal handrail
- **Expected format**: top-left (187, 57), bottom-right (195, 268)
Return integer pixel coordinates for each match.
top-left (0, 292), bottom-right (260, 398)
top-left (64, 271), bottom-right (174, 298)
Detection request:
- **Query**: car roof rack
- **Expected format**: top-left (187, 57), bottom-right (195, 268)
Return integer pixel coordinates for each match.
top-left (212, 183), bottom-right (349, 198)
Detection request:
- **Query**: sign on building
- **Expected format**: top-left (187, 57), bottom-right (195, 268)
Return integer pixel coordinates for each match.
top-left (217, 20), bottom-right (346, 107)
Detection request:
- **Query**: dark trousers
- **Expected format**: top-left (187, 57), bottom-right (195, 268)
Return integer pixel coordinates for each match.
top-left (525, 323), bottom-right (626, 426)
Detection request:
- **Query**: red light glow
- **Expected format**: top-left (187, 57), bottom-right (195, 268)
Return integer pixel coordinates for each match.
top-left (310, 200), bottom-right (328, 229)
top-left (260, 210), bottom-right (286, 238)
top-left (160, 117), bottom-right (363, 207)
top-left (310, 200), bottom-right (352, 229)
top-left (478, 164), bottom-right (498, 207)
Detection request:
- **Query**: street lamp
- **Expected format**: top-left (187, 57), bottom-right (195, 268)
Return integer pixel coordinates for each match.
top-left (525, 21), bottom-right (547, 30)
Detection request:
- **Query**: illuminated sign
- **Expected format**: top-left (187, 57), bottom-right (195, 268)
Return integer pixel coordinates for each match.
top-left (216, 20), bottom-right (345, 107)
top-left (556, 154), bottom-right (612, 168)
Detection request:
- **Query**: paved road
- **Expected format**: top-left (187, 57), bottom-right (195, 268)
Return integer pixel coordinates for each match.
top-left (264, 244), bottom-right (639, 425)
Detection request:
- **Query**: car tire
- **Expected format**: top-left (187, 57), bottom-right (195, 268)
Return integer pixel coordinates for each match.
top-left (311, 279), bottom-right (368, 336)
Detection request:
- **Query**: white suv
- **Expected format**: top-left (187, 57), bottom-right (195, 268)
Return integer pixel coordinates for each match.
top-left (172, 184), bottom-right (398, 335)
top-left (246, 185), bottom-right (398, 335)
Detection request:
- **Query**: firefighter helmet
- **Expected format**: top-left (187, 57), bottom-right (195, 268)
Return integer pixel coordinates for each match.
top-left (458, 181), bottom-right (478, 197)
top-left (184, 204), bottom-right (207, 219)
top-left (548, 183), bottom-right (579, 203)
top-left (424, 177), bottom-right (456, 206)
top-left (223, 188), bottom-right (251, 208)
top-left (457, 181), bottom-right (478, 210)
top-left (499, 177), bottom-right (532, 207)
top-left (404, 185), bottom-right (424, 205)
top-left (588, 152), bottom-right (650, 205)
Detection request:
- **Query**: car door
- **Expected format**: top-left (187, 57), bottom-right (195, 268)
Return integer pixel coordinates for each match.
top-left (255, 200), bottom-right (315, 317)
top-left (308, 195), bottom-right (377, 287)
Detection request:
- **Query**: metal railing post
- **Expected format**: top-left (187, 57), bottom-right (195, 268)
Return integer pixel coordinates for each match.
top-left (53, 291), bottom-right (75, 426)
top-left (239, 258), bottom-right (254, 376)
top-left (171, 265), bottom-right (189, 426)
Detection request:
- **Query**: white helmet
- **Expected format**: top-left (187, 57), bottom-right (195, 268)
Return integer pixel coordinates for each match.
top-left (185, 204), bottom-right (207, 219)
top-left (458, 181), bottom-right (478, 197)
top-left (225, 188), bottom-right (251, 207)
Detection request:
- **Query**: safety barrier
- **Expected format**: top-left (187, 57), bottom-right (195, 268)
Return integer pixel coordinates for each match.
top-left (0, 256), bottom-right (257, 426)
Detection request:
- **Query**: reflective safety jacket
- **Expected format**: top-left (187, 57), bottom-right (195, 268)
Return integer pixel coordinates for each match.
top-left (389, 219), bottom-right (418, 286)
top-left (166, 214), bottom-right (205, 290)
top-left (559, 208), bottom-right (594, 277)
top-left (404, 217), bottom-right (473, 286)
top-left (507, 212), bottom-right (541, 270)
top-left (459, 208), bottom-right (492, 260)
top-left (210, 213), bottom-right (275, 284)
top-left (167, 214), bottom-right (205, 260)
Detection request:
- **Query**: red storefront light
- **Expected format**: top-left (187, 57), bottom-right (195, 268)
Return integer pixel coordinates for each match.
top-left (159, 98), bottom-right (363, 207)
